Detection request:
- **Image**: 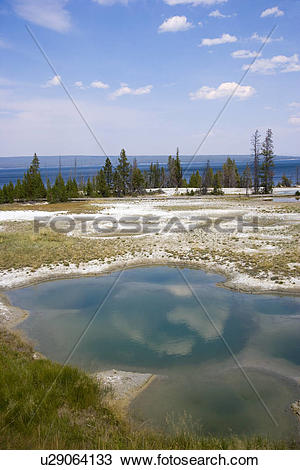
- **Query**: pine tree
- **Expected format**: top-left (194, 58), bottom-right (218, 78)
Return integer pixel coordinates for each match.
top-left (222, 157), bottom-right (240, 188)
top-left (116, 149), bottom-right (130, 196)
top-left (260, 129), bottom-right (275, 194)
top-left (1, 185), bottom-right (8, 203)
top-left (23, 153), bottom-right (46, 200)
top-left (279, 174), bottom-right (292, 187)
top-left (50, 173), bottom-right (68, 203)
top-left (251, 130), bottom-right (261, 194)
top-left (14, 179), bottom-right (24, 200)
top-left (160, 167), bottom-right (166, 188)
top-left (85, 177), bottom-right (94, 197)
top-left (143, 170), bottom-right (149, 189)
top-left (175, 148), bottom-right (182, 187)
top-left (0, 184), bottom-right (13, 203)
top-left (241, 163), bottom-right (252, 196)
top-left (96, 169), bottom-right (110, 197)
top-left (212, 171), bottom-right (223, 195)
top-left (7, 182), bottom-right (14, 203)
top-left (202, 160), bottom-right (213, 194)
top-left (131, 158), bottom-right (145, 194)
top-left (167, 155), bottom-right (177, 187)
top-left (46, 178), bottom-right (53, 203)
top-left (182, 178), bottom-right (188, 188)
top-left (104, 157), bottom-right (113, 188)
top-left (113, 169), bottom-right (123, 197)
top-left (189, 170), bottom-right (202, 189)
top-left (66, 177), bottom-right (79, 198)
top-left (148, 162), bottom-right (161, 189)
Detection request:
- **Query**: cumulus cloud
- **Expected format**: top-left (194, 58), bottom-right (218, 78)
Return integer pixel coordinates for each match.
top-left (243, 54), bottom-right (300, 74)
top-left (199, 33), bottom-right (237, 46)
top-left (189, 81), bottom-right (255, 100)
top-left (260, 6), bottom-right (284, 18)
top-left (159, 16), bottom-right (193, 33)
top-left (231, 50), bottom-right (261, 59)
top-left (74, 81), bottom-right (84, 89)
top-left (110, 83), bottom-right (153, 99)
top-left (164, 0), bottom-right (228, 6)
top-left (209, 9), bottom-right (230, 18)
top-left (12, 0), bottom-right (71, 33)
top-left (288, 117), bottom-right (300, 126)
top-left (251, 32), bottom-right (283, 44)
top-left (90, 80), bottom-right (109, 89)
top-left (43, 75), bottom-right (61, 87)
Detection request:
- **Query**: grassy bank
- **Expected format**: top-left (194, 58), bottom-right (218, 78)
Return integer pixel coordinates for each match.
top-left (0, 225), bottom-right (138, 271)
top-left (0, 327), bottom-right (298, 450)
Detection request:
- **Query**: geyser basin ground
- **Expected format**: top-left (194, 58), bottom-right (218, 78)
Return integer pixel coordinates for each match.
top-left (7, 266), bottom-right (300, 440)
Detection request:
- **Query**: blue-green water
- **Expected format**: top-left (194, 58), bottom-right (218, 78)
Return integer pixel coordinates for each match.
top-left (7, 267), bottom-right (300, 439)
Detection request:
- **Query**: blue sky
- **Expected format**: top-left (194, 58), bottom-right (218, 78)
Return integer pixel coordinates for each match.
top-left (0, 0), bottom-right (300, 157)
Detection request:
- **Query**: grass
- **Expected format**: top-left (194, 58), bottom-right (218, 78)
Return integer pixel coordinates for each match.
top-left (0, 226), bottom-right (141, 271)
top-left (0, 327), bottom-right (298, 450)
top-left (0, 201), bottom-right (104, 214)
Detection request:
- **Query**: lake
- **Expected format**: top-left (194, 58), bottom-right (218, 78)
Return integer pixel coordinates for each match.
top-left (7, 266), bottom-right (300, 440)
top-left (1, 156), bottom-right (300, 187)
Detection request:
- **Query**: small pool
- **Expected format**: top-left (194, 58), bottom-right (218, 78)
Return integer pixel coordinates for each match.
top-left (7, 267), bottom-right (300, 440)
top-left (272, 197), bottom-right (300, 203)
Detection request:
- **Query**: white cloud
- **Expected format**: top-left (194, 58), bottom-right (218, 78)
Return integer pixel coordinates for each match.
top-left (243, 54), bottom-right (300, 74)
top-left (199, 33), bottom-right (237, 46)
top-left (289, 102), bottom-right (300, 108)
top-left (251, 32), bottom-right (283, 44)
top-left (159, 16), bottom-right (193, 33)
top-left (92, 0), bottom-right (129, 5)
top-left (198, 21), bottom-right (203, 26)
top-left (74, 81), bottom-right (85, 90)
top-left (90, 80), bottom-right (109, 89)
top-left (110, 83), bottom-right (153, 99)
top-left (43, 75), bottom-right (61, 87)
top-left (231, 50), bottom-right (261, 59)
top-left (164, 0), bottom-right (228, 6)
top-left (261, 6), bottom-right (284, 18)
top-left (288, 116), bottom-right (300, 126)
top-left (189, 81), bottom-right (255, 100)
top-left (12, 0), bottom-right (71, 33)
top-left (209, 9), bottom-right (230, 18)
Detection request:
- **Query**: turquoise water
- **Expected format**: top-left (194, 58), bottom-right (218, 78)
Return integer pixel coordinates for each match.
top-left (7, 267), bottom-right (300, 439)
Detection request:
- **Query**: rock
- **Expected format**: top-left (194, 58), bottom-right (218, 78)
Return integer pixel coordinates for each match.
top-left (291, 400), bottom-right (300, 417)
top-left (93, 369), bottom-right (154, 401)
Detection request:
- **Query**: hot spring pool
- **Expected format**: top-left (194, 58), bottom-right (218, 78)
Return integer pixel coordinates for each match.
top-left (7, 266), bottom-right (300, 439)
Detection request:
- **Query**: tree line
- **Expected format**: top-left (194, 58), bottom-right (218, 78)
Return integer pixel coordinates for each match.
top-left (0, 149), bottom-right (184, 203)
top-left (0, 129), bottom-right (292, 204)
